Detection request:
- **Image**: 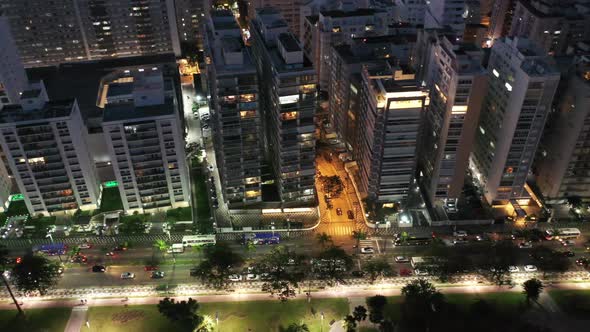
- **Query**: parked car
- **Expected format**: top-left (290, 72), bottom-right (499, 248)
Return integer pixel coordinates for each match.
top-left (360, 247), bottom-right (375, 254)
top-left (347, 210), bottom-right (354, 220)
top-left (414, 269), bottom-right (429, 276)
top-left (394, 256), bottom-right (410, 263)
top-left (120, 272), bottom-right (135, 279)
top-left (453, 230), bottom-right (468, 237)
top-left (246, 274), bottom-right (259, 281)
top-left (228, 274), bottom-right (242, 282)
top-left (508, 266), bottom-right (520, 273)
top-left (92, 265), bottom-right (106, 272)
top-left (336, 208), bottom-right (343, 216)
top-left (524, 265), bottom-right (538, 272)
top-left (151, 271), bottom-right (165, 279)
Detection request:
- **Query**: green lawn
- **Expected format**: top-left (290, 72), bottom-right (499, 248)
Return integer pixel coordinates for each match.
top-left (83, 298), bottom-right (348, 332)
top-left (166, 207), bottom-right (192, 222)
top-left (99, 187), bottom-right (124, 212)
top-left (548, 289), bottom-right (590, 317)
top-left (0, 307), bottom-right (71, 332)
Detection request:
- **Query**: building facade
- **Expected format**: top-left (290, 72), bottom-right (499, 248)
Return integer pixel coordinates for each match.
top-left (250, 8), bottom-right (317, 205)
top-left (175, 0), bottom-right (207, 48)
top-left (0, 0), bottom-right (181, 67)
top-left (0, 15), bottom-right (27, 108)
top-left (204, 10), bottom-right (262, 207)
top-left (102, 70), bottom-right (189, 213)
top-left (248, 0), bottom-right (304, 37)
top-left (0, 86), bottom-right (101, 216)
top-left (424, 0), bottom-right (467, 41)
top-left (357, 63), bottom-right (428, 203)
top-left (419, 36), bottom-right (487, 203)
top-left (470, 37), bottom-right (559, 204)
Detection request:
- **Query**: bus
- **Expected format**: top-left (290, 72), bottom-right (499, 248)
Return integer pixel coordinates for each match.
top-left (544, 228), bottom-right (581, 241)
top-left (181, 235), bottom-right (216, 247)
top-left (33, 243), bottom-right (67, 256)
top-left (410, 257), bottom-right (437, 269)
top-left (243, 232), bottom-right (280, 245)
top-left (393, 235), bottom-right (431, 247)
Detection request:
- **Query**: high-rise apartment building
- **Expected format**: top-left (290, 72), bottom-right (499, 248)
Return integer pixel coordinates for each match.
top-left (536, 58), bottom-right (590, 202)
top-left (395, 0), bottom-right (427, 25)
top-left (419, 36), bottom-right (487, 202)
top-left (0, 0), bottom-right (181, 67)
top-left (248, 0), bottom-right (303, 37)
top-left (509, 0), bottom-right (590, 56)
top-left (0, 15), bottom-right (27, 108)
top-left (471, 37), bottom-right (559, 204)
top-left (204, 10), bottom-right (262, 207)
top-left (357, 63), bottom-right (428, 203)
top-left (249, 8), bottom-right (316, 205)
top-left (175, 0), bottom-right (207, 48)
top-left (102, 69), bottom-right (189, 213)
top-left (0, 83), bottom-right (101, 216)
top-left (486, 0), bottom-right (516, 46)
top-left (302, 8), bottom-right (389, 90)
top-left (424, 0), bottom-right (467, 41)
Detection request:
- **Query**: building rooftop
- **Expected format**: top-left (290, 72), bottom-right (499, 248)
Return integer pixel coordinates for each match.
top-left (106, 83), bottom-right (134, 98)
top-left (257, 8), bottom-right (288, 29)
top-left (102, 97), bottom-right (175, 122)
top-left (278, 33), bottom-right (301, 52)
top-left (305, 15), bottom-right (319, 25)
top-left (0, 99), bottom-right (75, 124)
top-left (320, 8), bottom-right (382, 18)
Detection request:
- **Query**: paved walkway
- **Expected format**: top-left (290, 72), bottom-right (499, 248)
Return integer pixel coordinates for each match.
top-left (64, 306), bottom-right (87, 332)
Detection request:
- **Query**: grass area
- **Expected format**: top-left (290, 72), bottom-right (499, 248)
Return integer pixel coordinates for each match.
top-left (192, 167), bottom-right (212, 233)
top-left (99, 187), bottom-right (124, 212)
top-left (548, 289), bottom-right (590, 317)
top-left (24, 216), bottom-right (57, 237)
top-left (83, 298), bottom-right (348, 332)
top-left (166, 207), bottom-right (192, 222)
top-left (0, 307), bottom-right (71, 332)
top-left (119, 213), bottom-right (149, 235)
top-left (6, 200), bottom-right (29, 217)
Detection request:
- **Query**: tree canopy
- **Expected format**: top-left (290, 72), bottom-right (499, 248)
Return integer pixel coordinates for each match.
top-left (158, 297), bottom-right (204, 332)
top-left (12, 253), bottom-right (62, 295)
top-left (193, 243), bottom-right (243, 290)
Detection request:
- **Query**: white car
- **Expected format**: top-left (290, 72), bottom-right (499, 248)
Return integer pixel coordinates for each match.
top-left (519, 242), bottom-right (533, 249)
top-left (453, 230), bottom-right (468, 237)
top-left (524, 265), bottom-right (538, 272)
top-left (78, 243), bottom-right (92, 249)
top-left (414, 269), bottom-right (429, 276)
top-left (395, 256), bottom-right (410, 263)
top-left (508, 266), bottom-right (519, 273)
top-left (228, 274), bottom-right (242, 282)
top-left (246, 274), bottom-right (259, 281)
top-left (120, 272), bottom-right (135, 279)
top-left (360, 247), bottom-right (375, 254)
top-left (561, 240), bottom-right (576, 247)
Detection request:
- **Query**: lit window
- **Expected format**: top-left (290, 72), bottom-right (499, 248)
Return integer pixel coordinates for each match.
top-left (505, 83), bottom-right (512, 91)
top-left (492, 69), bottom-right (499, 77)
top-left (332, 26), bottom-right (341, 33)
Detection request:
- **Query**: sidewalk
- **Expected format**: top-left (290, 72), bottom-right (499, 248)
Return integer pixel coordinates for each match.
top-left (64, 306), bottom-right (87, 332)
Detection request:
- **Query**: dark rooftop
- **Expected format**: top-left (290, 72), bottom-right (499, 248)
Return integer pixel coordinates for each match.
top-left (0, 99), bottom-right (75, 124)
top-left (103, 97), bottom-right (175, 123)
top-left (106, 83), bottom-right (133, 98)
top-left (20, 89), bottom-right (42, 99)
top-left (278, 33), bottom-right (301, 52)
top-left (320, 8), bottom-right (382, 18)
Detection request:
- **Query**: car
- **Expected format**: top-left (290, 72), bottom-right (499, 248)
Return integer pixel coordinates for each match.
top-left (144, 265), bottom-right (158, 271)
top-left (120, 272), bottom-right (135, 279)
top-left (151, 271), bottom-right (165, 279)
top-left (336, 208), bottom-right (343, 216)
top-left (105, 251), bottom-right (115, 256)
top-left (453, 238), bottom-right (468, 245)
top-left (351, 270), bottom-right (365, 277)
top-left (508, 266), bottom-right (520, 273)
top-left (524, 265), bottom-right (538, 272)
top-left (576, 258), bottom-right (589, 266)
top-left (327, 202), bottom-right (333, 209)
top-left (260, 273), bottom-right (272, 281)
top-left (113, 245), bottom-right (127, 251)
top-left (562, 251), bottom-right (575, 257)
top-left (414, 269), bottom-right (429, 276)
top-left (347, 210), bottom-right (354, 220)
top-left (400, 268), bottom-right (412, 277)
top-left (228, 274), bottom-right (242, 282)
top-left (190, 268), bottom-right (198, 277)
top-left (360, 247), bottom-right (375, 254)
top-left (453, 230), bottom-right (468, 237)
top-left (519, 242), bottom-right (533, 249)
top-left (246, 274), bottom-right (259, 281)
top-left (70, 255), bottom-right (87, 263)
top-left (92, 265), bottom-right (106, 272)
top-left (561, 240), bottom-right (576, 247)
top-left (78, 243), bottom-right (92, 249)
top-left (475, 235), bottom-right (484, 241)
top-left (395, 256), bottom-right (410, 263)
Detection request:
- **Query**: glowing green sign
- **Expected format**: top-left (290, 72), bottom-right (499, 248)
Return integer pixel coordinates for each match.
top-left (104, 181), bottom-right (118, 188)
top-left (9, 194), bottom-right (24, 201)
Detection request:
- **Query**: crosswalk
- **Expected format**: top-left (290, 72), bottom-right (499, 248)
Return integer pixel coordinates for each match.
top-left (359, 239), bottom-right (380, 253)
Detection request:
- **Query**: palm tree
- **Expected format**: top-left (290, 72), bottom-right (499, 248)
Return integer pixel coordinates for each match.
top-left (153, 240), bottom-right (170, 259)
top-left (523, 278), bottom-right (544, 304)
top-left (316, 232), bottom-right (333, 249)
top-left (0, 245), bottom-right (23, 315)
top-left (342, 315), bottom-right (357, 332)
top-left (351, 230), bottom-right (367, 250)
top-left (281, 322), bottom-right (310, 332)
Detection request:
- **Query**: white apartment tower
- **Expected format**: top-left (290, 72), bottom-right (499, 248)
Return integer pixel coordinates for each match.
top-left (102, 69), bottom-right (190, 213)
top-left (0, 15), bottom-right (27, 108)
top-left (471, 37), bottom-right (559, 204)
top-left (0, 84), bottom-right (101, 215)
top-left (424, 0), bottom-right (467, 41)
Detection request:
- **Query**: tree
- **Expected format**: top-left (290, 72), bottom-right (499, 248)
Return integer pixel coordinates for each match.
top-left (193, 244), bottom-right (243, 290)
top-left (366, 295), bottom-right (388, 324)
top-left (566, 195), bottom-right (582, 208)
top-left (352, 305), bottom-right (367, 322)
top-left (0, 245), bottom-right (23, 315)
top-left (280, 322), bottom-right (310, 332)
top-left (316, 232), bottom-right (333, 249)
top-left (158, 297), bottom-right (203, 332)
top-left (363, 259), bottom-right (392, 284)
top-left (483, 242), bottom-right (518, 285)
top-left (379, 320), bottom-right (395, 332)
top-left (153, 239), bottom-right (169, 258)
top-left (342, 315), bottom-right (357, 332)
top-left (12, 253), bottom-right (61, 296)
top-left (400, 280), bottom-right (446, 331)
top-left (255, 246), bottom-right (306, 301)
top-left (530, 246), bottom-right (570, 276)
top-left (68, 245), bottom-right (80, 258)
top-left (351, 230), bottom-right (367, 249)
top-left (314, 245), bottom-right (353, 285)
top-left (320, 175), bottom-right (344, 197)
top-left (523, 278), bottom-right (544, 304)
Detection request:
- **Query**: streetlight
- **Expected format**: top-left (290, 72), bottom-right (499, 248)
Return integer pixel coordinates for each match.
top-left (271, 221), bottom-right (275, 237)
